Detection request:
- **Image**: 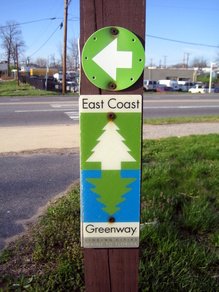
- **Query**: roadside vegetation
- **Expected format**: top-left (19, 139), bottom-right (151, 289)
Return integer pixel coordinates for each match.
top-left (0, 79), bottom-right (68, 96)
top-left (0, 134), bottom-right (218, 291)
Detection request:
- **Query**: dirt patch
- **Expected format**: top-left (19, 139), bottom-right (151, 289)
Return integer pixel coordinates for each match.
top-left (0, 147), bottom-right (80, 157)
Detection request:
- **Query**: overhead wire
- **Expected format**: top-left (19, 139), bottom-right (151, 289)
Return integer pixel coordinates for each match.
top-left (29, 23), bottom-right (63, 57)
top-left (26, 0), bottom-right (64, 53)
top-left (146, 34), bottom-right (218, 49)
top-left (0, 18), bottom-right (63, 29)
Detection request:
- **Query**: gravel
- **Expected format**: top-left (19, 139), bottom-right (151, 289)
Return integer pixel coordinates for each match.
top-left (143, 123), bottom-right (219, 139)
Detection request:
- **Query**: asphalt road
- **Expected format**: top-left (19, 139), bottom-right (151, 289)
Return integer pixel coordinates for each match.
top-left (143, 94), bottom-right (219, 118)
top-left (0, 94), bottom-right (219, 126)
top-left (0, 150), bottom-right (80, 252)
top-left (0, 95), bottom-right (79, 126)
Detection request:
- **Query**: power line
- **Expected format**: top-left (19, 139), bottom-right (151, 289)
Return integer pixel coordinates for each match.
top-left (147, 4), bottom-right (219, 12)
top-left (0, 16), bottom-right (78, 29)
top-left (0, 18), bottom-right (61, 29)
top-left (146, 34), bottom-right (218, 48)
top-left (29, 23), bottom-right (62, 57)
top-left (68, 17), bottom-right (79, 21)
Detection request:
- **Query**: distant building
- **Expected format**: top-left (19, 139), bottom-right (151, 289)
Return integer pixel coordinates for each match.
top-left (144, 67), bottom-right (197, 82)
top-left (0, 61), bottom-right (8, 76)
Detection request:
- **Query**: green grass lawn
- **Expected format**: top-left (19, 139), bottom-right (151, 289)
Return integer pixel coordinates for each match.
top-left (0, 134), bottom-right (218, 291)
top-left (0, 79), bottom-right (63, 96)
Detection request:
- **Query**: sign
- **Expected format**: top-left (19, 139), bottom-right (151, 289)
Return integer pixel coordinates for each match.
top-left (80, 95), bottom-right (142, 248)
top-left (82, 26), bottom-right (145, 91)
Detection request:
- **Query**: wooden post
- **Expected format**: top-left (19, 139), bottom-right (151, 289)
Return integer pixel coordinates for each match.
top-left (80, 1), bottom-right (145, 291)
top-left (62, 0), bottom-right (68, 93)
top-left (16, 43), bottom-right (19, 86)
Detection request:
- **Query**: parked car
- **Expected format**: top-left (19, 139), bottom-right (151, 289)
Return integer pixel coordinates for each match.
top-left (156, 85), bottom-right (174, 92)
top-left (158, 80), bottom-right (179, 91)
top-left (53, 73), bottom-right (63, 82)
top-left (214, 87), bottom-right (219, 93)
top-left (143, 80), bottom-right (157, 92)
top-left (178, 82), bottom-right (194, 92)
top-left (188, 84), bottom-right (207, 94)
top-left (66, 81), bottom-right (79, 92)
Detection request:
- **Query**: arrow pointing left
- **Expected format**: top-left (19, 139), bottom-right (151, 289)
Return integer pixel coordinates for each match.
top-left (92, 38), bottom-right (132, 81)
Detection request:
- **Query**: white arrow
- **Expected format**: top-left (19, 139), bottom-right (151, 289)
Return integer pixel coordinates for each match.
top-left (92, 38), bottom-right (132, 81)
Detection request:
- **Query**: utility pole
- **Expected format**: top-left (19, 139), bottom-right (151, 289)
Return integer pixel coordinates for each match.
top-left (163, 55), bottom-right (167, 68)
top-left (186, 53), bottom-right (190, 69)
top-left (183, 53), bottom-right (185, 69)
top-left (62, 0), bottom-right (68, 93)
top-left (15, 43), bottom-right (19, 86)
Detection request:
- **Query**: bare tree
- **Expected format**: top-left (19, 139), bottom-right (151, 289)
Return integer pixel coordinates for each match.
top-left (190, 57), bottom-right (208, 68)
top-left (67, 37), bottom-right (79, 70)
top-left (171, 63), bottom-right (184, 69)
top-left (57, 42), bottom-right (63, 67)
top-left (11, 39), bottom-right (25, 66)
top-left (35, 58), bottom-right (47, 68)
top-left (0, 20), bottom-right (25, 75)
top-left (50, 54), bottom-right (56, 67)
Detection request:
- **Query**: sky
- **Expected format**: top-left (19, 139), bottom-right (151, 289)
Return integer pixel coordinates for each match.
top-left (0, 0), bottom-right (218, 67)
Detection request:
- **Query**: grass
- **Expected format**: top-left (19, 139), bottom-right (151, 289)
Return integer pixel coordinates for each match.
top-left (0, 135), bottom-right (219, 291)
top-left (143, 115), bottom-right (219, 124)
top-left (0, 79), bottom-right (64, 96)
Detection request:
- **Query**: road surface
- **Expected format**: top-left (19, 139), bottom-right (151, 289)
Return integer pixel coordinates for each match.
top-left (0, 94), bottom-right (219, 126)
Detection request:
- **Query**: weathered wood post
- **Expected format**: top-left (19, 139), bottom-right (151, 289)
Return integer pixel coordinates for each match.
top-left (80, 1), bottom-right (145, 290)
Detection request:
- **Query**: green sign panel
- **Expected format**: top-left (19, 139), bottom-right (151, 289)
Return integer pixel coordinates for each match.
top-left (80, 95), bottom-right (142, 248)
top-left (82, 26), bottom-right (145, 91)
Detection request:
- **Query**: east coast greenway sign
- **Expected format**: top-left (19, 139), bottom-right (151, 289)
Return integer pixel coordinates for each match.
top-left (80, 95), bottom-right (141, 248)
top-left (80, 26), bottom-right (144, 248)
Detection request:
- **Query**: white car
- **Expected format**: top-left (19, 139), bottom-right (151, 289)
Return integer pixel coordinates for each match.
top-left (188, 84), bottom-right (206, 94)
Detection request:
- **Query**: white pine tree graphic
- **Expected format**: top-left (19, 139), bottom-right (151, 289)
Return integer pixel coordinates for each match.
top-left (86, 121), bottom-right (136, 170)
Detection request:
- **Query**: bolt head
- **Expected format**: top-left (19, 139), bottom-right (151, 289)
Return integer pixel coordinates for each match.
top-left (108, 216), bottom-right (115, 223)
top-left (109, 82), bottom-right (117, 90)
top-left (107, 112), bottom-right (116, 121)
top-left (110, 27), bottom-right (119, 35)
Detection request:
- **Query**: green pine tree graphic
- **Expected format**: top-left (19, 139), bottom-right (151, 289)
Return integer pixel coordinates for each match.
top-left (87, 171), bottom-right (136, 215)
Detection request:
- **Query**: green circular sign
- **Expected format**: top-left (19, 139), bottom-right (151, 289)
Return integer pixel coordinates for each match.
top-left (82, 26), bottom-right (145, 91)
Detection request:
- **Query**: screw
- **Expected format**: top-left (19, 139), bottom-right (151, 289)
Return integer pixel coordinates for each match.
top-left (110, 27), bottom-right (119, 35)
top-left (109, 82), bottom-right (117, 90)
top-left (107, 112), bottom-right (116, 121)
top-left (108, 216), bottom-right (115, 223)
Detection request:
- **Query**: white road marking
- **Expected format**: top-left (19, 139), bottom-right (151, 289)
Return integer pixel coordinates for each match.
top-left (14, 103), bottom-right (79, 120)
top-left (15, 109), bottom-right (76, 112)
top-left (51, 104), bottom-right (79, 120)
top-left (143, 105), bottom-right (219, 109)
top-left (51, 104), bottom-right (78, 108)
top-left (64, 112), bottom-right (79, 120)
